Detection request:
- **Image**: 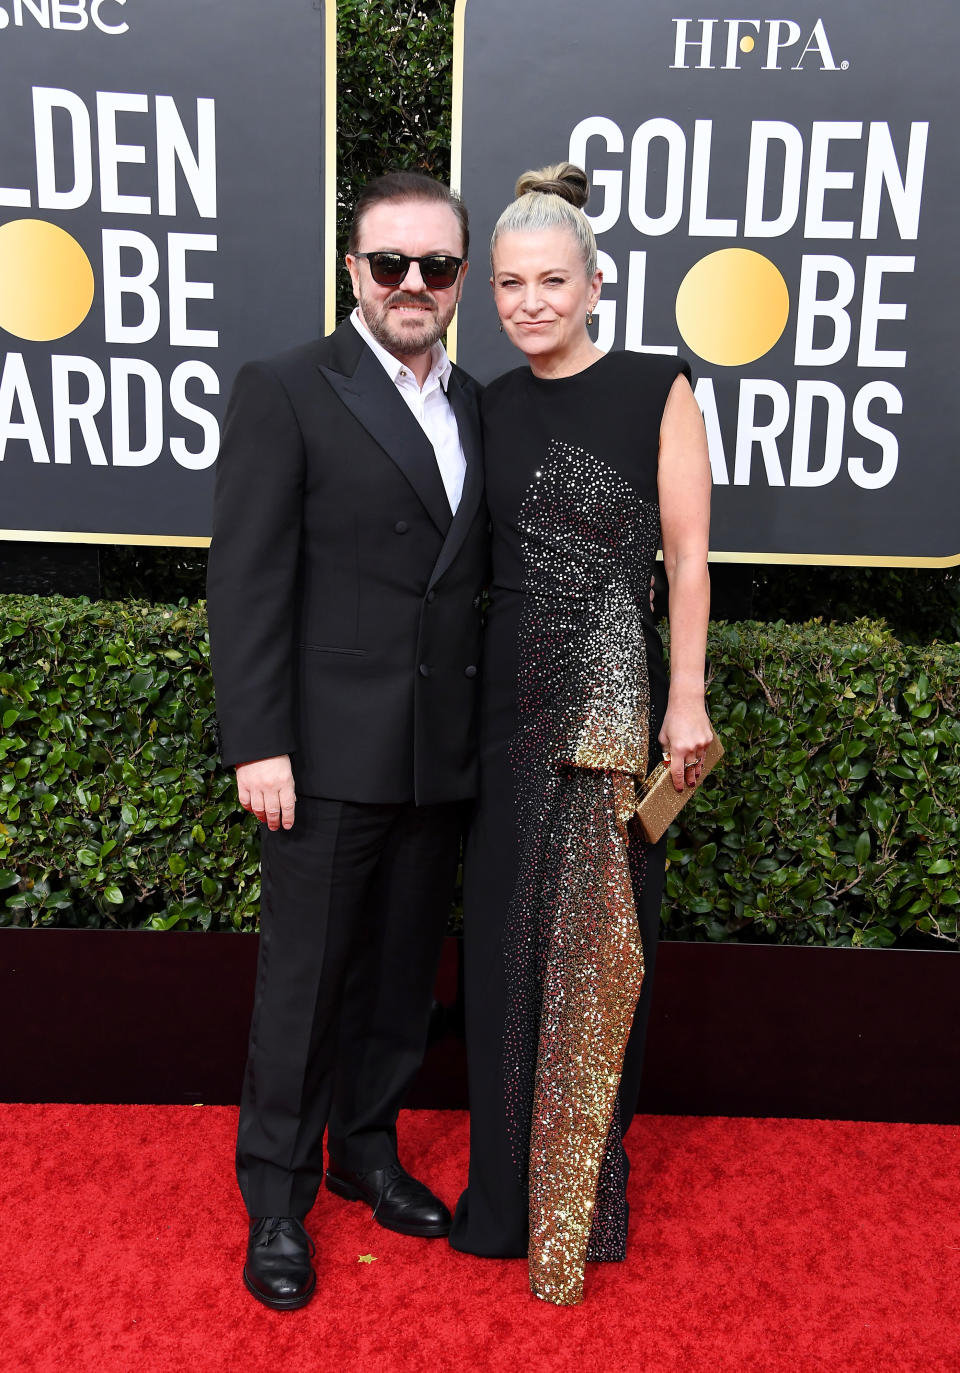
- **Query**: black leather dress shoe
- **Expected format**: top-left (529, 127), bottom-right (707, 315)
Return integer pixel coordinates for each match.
top-left (243, 1216), bottom-right (317, 1311)
top-left (325, 1161), bottom-right (451, 1238)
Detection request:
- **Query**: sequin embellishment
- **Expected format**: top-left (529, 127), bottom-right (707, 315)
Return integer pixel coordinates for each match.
top-left (503, 440), bottom-right (661, 1306)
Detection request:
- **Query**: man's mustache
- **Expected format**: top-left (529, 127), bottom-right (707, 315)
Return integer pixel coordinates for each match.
top-left (385, 292), bottom-right (437, 311)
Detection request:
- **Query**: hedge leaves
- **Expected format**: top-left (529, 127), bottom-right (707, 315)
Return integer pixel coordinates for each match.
top-left (1, 596), bottom-right (957, 945)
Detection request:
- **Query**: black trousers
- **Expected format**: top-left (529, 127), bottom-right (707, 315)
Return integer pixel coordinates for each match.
top-left (236, 796), bottom-right (464, 1220)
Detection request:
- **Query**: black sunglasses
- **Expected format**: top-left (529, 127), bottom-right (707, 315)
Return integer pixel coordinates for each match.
top-left (355, 251), bottom-right (464, 290)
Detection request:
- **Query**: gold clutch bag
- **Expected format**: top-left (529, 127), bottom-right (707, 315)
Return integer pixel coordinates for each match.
top-left (635, 731), bottom-right (724, 844)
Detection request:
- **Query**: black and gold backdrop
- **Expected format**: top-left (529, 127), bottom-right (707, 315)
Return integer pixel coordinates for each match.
top-left (453, 0), bottom-right (958, 564)
top-left (0, 0), bottom-right (332, 544)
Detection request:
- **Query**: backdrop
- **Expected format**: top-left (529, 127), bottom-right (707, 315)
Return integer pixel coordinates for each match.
top-left (452, 0), bottom-right (959, 565)
top-left (0, 0), bottom-right (333, 545)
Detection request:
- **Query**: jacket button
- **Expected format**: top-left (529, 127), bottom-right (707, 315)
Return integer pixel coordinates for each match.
top-left (394, 520), bottom-right (409, 534)
top-left (419, 663), bottom-right (431, 677)
top-left (426, 590), bottom-right (436, 603)
top-left (464, 665), bottom-right (477, 678)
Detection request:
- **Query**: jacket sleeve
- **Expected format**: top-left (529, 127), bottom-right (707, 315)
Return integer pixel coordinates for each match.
top-left (205, 360), bottom-right (305, 768)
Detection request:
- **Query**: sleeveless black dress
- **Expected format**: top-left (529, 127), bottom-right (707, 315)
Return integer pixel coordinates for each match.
top-left (448, 350), bottom-right (691, 1305)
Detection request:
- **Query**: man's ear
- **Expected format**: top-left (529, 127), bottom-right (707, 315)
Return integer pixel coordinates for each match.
top-left (345, 254), bottom-right (362, 303)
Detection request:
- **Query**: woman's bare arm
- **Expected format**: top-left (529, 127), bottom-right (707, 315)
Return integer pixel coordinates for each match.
top-left (657, 372), bottom-right (713, 792)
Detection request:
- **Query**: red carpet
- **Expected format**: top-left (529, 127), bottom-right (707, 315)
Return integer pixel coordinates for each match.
top-left (0, 1106), bottom-right (957, 1372)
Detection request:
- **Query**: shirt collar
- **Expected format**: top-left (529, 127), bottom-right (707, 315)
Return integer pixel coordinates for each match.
top-left (351, 307), bottom-right (452, 392)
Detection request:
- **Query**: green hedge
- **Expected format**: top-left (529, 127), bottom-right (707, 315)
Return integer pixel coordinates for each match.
top-left (336, 0), bottom-right (454, 314)
top-left (664, 620), bottom-right (959, 946)
top-left (0, 597), bottom-right (259, 933)
top-left (1, 596), bottom-right (958, 945)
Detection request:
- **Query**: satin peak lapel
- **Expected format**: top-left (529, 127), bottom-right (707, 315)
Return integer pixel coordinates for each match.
top-left (427, 371), bottom-right (484, 591)
top-left (318, 345), bottom-right (452, 535)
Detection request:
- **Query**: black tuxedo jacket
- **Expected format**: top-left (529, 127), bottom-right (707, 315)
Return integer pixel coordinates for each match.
top-left (206, 319), bottom-right (488, 805)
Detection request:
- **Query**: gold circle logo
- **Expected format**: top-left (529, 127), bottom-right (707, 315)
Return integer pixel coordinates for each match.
top-left (0, 218), bottom-right (95, 342)
top-left (739, 35), bottom-right (755, 53)
top-left (675, 249), bottom-right (790, 366)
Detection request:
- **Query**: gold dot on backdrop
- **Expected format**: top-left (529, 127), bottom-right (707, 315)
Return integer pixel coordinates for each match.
top-left (675, 249), bottom-right (790, 367)
top-left (0, 218), bottom-right (95, 341)
top-left (740, 35), bottom-right (755, 53)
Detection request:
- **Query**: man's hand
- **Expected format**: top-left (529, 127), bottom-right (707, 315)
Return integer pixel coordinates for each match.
top-left (236, 755), bottom-right (296, 831)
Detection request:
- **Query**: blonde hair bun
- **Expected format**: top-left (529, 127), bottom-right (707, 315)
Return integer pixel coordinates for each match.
top-left (514, 162), bottom-right (589, 210)
top-left (492, 161), bottom-right (598, 277)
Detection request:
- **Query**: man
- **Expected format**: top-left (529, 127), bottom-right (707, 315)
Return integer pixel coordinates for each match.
top-left (206, 172), bottom-right (486, 1310)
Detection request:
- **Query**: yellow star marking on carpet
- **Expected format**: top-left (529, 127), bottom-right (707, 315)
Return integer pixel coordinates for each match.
top-left (357, 1254), bottom-right (377, 1264)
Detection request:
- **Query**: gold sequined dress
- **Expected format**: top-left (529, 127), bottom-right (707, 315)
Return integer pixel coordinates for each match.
top-left (449, 350), bottom-right (691, 1305)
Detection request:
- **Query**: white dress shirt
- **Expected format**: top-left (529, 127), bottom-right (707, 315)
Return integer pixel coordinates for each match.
top-left (350, 307), bottom-right (466, 513)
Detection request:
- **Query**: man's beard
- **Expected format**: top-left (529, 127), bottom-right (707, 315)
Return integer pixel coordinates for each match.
top-left (358, 286), bottom-right (454, 358)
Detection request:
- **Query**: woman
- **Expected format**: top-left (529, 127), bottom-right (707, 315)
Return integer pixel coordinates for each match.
top-left (448, 163), bottom-right (712, 1305)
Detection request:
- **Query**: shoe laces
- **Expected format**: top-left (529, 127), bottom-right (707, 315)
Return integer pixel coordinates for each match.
top-left (369, 1163), bottom-right (413, 1220)
top-left (259, 1216), bottom-right (316, 1256)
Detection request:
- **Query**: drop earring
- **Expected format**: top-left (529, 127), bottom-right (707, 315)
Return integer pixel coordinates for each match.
top-left (499, 323), bottom-right (503, 332)
top-left (586, 309), bottom-right (594, 327)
